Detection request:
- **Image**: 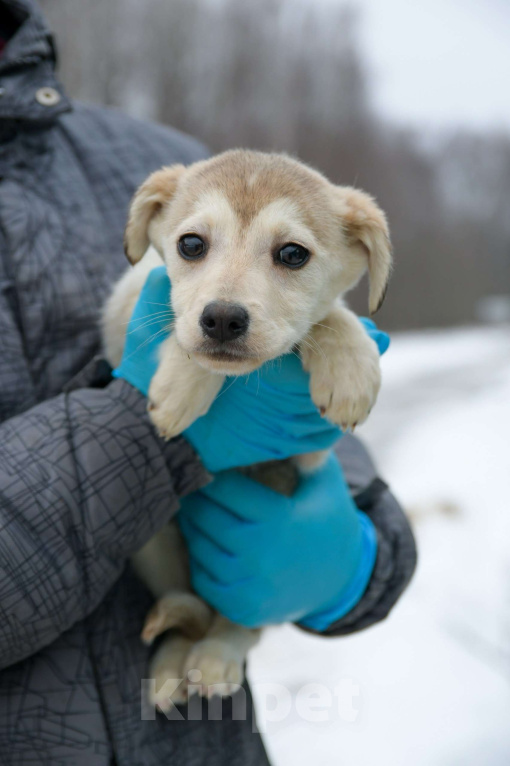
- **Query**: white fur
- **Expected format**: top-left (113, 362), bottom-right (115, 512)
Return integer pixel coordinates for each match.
top-left (102, 151), bottom-right (391, 708)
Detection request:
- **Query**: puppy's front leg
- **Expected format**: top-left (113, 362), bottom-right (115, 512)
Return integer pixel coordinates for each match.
top-left (301, 303), bottom-right (381, 432)
top-left (148, 334), bottom-right (224, 439)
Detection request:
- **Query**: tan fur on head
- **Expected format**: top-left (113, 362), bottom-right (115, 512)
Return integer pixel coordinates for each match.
top-left (124, 164), bottom-right (186, 263)
top-left (108, 150), bottom-right (392, 448)
top-left (336, 186), bottom-right (392, 315)
top-left (119, 150), bottom-right (392, 375)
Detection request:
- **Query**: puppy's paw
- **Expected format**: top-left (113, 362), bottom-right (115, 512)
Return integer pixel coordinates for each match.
top-left (148, 635), bottom-right (192, 711)
top-left (147, 395), bottom-right (204, 440)
top-left (141, 592), bottom-right (212, 645)
top-left (310, 351), bottom-right (380, 430)
top-left (147, 336), bottom-right (224, 439)
top-left (302, 316), bottom-right (381, 431)
top-left (310, 356), bottom-right (380, 430)
top-left (183, 639), bottom-right (245, 699)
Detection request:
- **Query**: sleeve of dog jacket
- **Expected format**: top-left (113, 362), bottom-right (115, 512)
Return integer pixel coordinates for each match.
top-left (303, 434), bottom-right (417, 636)
top-left (0, 378), bottom-right (210, 670)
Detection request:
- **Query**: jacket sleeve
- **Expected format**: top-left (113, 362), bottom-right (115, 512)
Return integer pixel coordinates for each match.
top-left (306, 434), bottom-right (417, 636)
top-left (0, 377), bottom-right (210, 670)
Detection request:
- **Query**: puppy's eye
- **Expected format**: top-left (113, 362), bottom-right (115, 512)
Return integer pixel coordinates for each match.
top-left (178, 234), bottom-right (206, 260)
top-left (276, 243), bottom-right (310, 269)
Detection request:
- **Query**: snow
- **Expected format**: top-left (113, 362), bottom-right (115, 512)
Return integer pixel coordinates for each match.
top-left (248, 326), bottom-right (510, 766)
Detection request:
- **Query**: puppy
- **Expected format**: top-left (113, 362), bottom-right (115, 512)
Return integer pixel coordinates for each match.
top-left (102, 150), bottom-right (391, 709)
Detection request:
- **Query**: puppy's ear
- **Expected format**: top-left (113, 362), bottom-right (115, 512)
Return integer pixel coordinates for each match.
top-left (337, 187), bottom-right (392, 315)
top-left (124, 164), bottom-right (186, 264)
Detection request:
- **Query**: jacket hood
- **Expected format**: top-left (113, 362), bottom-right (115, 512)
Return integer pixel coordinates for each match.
top-left (0, 0), bottom-right (71, 122)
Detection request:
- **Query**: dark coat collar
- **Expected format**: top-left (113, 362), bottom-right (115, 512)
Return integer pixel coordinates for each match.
top-left (0, 0), bottom-right (72, 122)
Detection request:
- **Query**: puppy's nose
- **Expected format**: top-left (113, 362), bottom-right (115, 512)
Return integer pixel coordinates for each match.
top-left (200, 302), bottom-right (249, 342)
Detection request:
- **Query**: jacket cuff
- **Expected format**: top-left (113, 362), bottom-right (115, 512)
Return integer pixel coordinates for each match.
top-left (298, 512), bottom-right (378, 631)
top-left (65, 358), bottom-right (212, 501)
top-left (318, 479), bottom-right (417, 636)
top-left (108, 377), bottom-right (213, 497)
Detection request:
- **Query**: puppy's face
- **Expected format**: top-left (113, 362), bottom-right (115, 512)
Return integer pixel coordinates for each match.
top-left (125, 151), bottom-right (391, 375)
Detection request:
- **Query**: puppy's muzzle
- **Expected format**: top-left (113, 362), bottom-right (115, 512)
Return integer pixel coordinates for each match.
top-left (200, 301), bottom-right (250, 343)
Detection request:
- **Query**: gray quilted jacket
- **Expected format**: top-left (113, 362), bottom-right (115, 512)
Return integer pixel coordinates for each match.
top-left (0, 1), bottom-right (417, 764)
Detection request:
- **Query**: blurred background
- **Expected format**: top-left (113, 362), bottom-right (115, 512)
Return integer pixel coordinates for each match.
top-left (41, 0), bottom-right (510, 763)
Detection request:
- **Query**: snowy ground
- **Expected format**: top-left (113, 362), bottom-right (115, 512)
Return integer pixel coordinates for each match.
top-left (248, 325), bottom-right (510, 766)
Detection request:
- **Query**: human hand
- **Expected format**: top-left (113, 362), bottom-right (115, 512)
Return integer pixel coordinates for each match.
top-left (113, 268), bottom-right (389, 472)
top-left (178, 452), bottom-right (377, 629)
top-left (112, 267), bottom-right (173, 396)
top-left (183, 317), bottom-right (389, 472)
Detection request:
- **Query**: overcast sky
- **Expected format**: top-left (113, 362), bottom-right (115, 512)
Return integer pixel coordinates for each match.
top-left (327, 0), bottom-right (510, 132)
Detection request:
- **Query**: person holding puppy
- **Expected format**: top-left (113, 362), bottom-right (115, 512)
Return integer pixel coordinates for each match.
top-left (0, 1), bottom-right (416, 764)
